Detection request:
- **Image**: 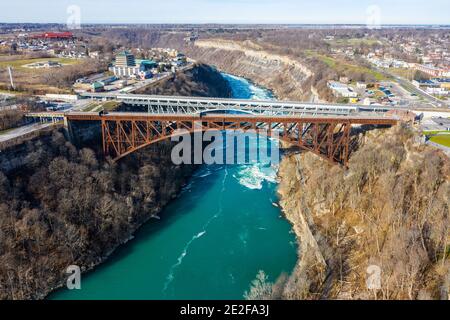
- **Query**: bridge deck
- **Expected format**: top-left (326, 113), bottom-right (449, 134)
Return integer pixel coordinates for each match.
top-left (80, 93), bottom-right (393, 115)
top-left (61, 111), bottom-right (398, 125)
top-left (81, 92), bottom-right (388, 110)
top-left (24, 95), bottom-right (400, 166)
top-left (24, 110), bottom-right (398, 165)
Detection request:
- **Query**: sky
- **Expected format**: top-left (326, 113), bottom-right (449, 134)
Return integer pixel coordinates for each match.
top-left (1, 0), bottom-right (449, 25)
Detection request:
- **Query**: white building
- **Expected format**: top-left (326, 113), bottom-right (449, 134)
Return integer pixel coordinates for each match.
top-left (112, 51), bottom-right (141, 78)
top-left (328, 81), bottom-right (358, 98)
top-left (426, 87), bottom-right (449, 96)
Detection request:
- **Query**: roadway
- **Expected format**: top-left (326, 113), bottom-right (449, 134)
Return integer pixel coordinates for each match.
top-left (0, 122), bottom-right (55, 143)
top-left (64, 111), bottom-right (398, 125)
top-left (125, 63), bottom-right (196, 93)
top-left (80, 92), bottom-right (395, 116)
top-left (16, 103), bottom-right (397, 145)
top-left (373, 66), bottom-right (449, 108)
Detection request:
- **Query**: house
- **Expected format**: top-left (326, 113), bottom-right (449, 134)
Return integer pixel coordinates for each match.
top-left (435, 78), bottom-right (450, 89)
top-left (138, 70), bottom-right (152, 80)
top-left (426, 87), bottom-right (449, 96)
top-left (413, 64), bottom-right (449, 77)
top-left (412, 79), bottom-right (439, 88)
top-left (97, 76), bottom-right (118, 86)
top-left (413, 79), bottom-right (450, 96)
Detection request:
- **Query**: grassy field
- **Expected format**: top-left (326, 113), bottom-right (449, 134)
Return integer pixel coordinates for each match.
top-left (423, 130), bottom-right (450, 135)
top-left (0, 55), bottom-right (84, 94)
top-left (82, 102), bottom-right (101, 112)
top-left (102, 101), bottom-right (120, 111)
top-left (325, 38), bottom-right (383, 46)
top-left (0, 56), bottom-right (81, 71)
top-left (304, 50), bottom-right (386, 81)
top-left (429, 135), bottom-right (450, 147)
top-left (423, 130), bottom-right (450, 147)
top-left (388, 68), bottom-right (416, 80)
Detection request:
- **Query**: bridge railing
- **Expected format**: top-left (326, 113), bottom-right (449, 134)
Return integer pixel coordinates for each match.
top-left (80, 93), bottom-right (396, 116)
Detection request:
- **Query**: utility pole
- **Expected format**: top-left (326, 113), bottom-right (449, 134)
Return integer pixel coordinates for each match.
top-left (7, 66), bottom-right (15, 90)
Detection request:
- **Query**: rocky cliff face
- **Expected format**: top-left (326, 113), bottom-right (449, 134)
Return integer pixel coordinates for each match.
top-left (0, 63), bottom-right (231, 300)
top-left (95, 31), bottom-right (316, 101)
top-left (0, 130), bottom-right (196, 299)
top-left (135, 63), bottom-right (232, 98)
top-left (276, 125), bottom-right (449, 300)
top-left (182, 40), bottom-right (314, 101)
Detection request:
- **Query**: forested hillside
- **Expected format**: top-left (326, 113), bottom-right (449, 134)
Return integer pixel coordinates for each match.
top-left (0, 130), bottom-right (194, 299)
top-left (273, 125), bottom-right (449, 300)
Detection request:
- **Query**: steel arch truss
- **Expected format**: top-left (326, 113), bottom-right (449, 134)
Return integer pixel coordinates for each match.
top-left (101, 117), bottom-right (357, 166)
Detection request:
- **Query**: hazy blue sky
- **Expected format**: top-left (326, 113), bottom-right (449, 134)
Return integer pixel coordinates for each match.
top-left (1, 0), bottom-right (449, 24)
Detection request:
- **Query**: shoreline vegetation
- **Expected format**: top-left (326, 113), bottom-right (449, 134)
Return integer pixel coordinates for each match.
top-left (166, 35), bottom-right (449, 299)
top-left (0, 130), bottom-right (196, 299)
top-left (1, 49), bottom-right (449, 299)
top-left (272, 125), bottom-right (449, 300)
top-left (0, 64), bottom-right (229, 300)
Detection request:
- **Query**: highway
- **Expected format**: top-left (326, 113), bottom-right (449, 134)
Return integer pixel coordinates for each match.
top-left (0, 122), bottom-right (55, 143)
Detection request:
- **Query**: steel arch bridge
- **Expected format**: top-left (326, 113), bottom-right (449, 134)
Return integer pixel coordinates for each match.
top-left (80, 93), bottom-right (390, 116)
top-left (63, 112), bottom-right (398, 166)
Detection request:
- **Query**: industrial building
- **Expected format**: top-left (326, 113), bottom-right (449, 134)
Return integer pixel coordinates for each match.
top-left (413, 78), bottom-right (450, 96)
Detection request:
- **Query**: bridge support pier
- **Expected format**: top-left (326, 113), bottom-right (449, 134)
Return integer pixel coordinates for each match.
top-left (62, 118), bottom-right (76, 144)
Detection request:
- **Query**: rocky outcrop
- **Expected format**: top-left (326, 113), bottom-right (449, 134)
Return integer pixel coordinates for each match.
top-left (0, 125), bottom-right (61, 172)
top-left (183, 39), bottom-right (313, 101)
top-left (0, 63), bottom-right (230, 300)
top-left (277, 125), bottom-right (450, 300)
top-left (136, 63), bottom-right (232, 98)
top-left (277, 154), bottom-right (328, 299)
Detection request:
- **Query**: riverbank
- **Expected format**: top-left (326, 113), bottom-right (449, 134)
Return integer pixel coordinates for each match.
top-left (169, 45), bottom-right (449, 299)
top-left (0, 64), bottom-right (230, 300)
top-left (50, 72), bottom-right (298, 300)
top-left (276, 125), bottom-right (449, 299)
top-left (0, 69), bottom-right (300, 300)
top-left (0, 132), bottom-right (196, 299)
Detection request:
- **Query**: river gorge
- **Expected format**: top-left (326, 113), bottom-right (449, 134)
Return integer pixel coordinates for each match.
top-left (49, 73), bottom-right (299, 300)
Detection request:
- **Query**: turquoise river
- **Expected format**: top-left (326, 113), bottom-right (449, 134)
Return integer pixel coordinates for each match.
top-left (50, 73), bottom-right (299, 300)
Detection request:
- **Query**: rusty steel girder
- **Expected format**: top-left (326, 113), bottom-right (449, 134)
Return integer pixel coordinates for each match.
top-left (95, 115), bottom-right (394, 166)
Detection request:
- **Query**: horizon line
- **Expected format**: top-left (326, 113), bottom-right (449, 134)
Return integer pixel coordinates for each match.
top-left (1, 22), bottom-right (450, 27)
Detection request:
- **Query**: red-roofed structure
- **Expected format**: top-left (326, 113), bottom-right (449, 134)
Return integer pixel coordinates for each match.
top-left (30, 32), bottom-right (74, 40)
